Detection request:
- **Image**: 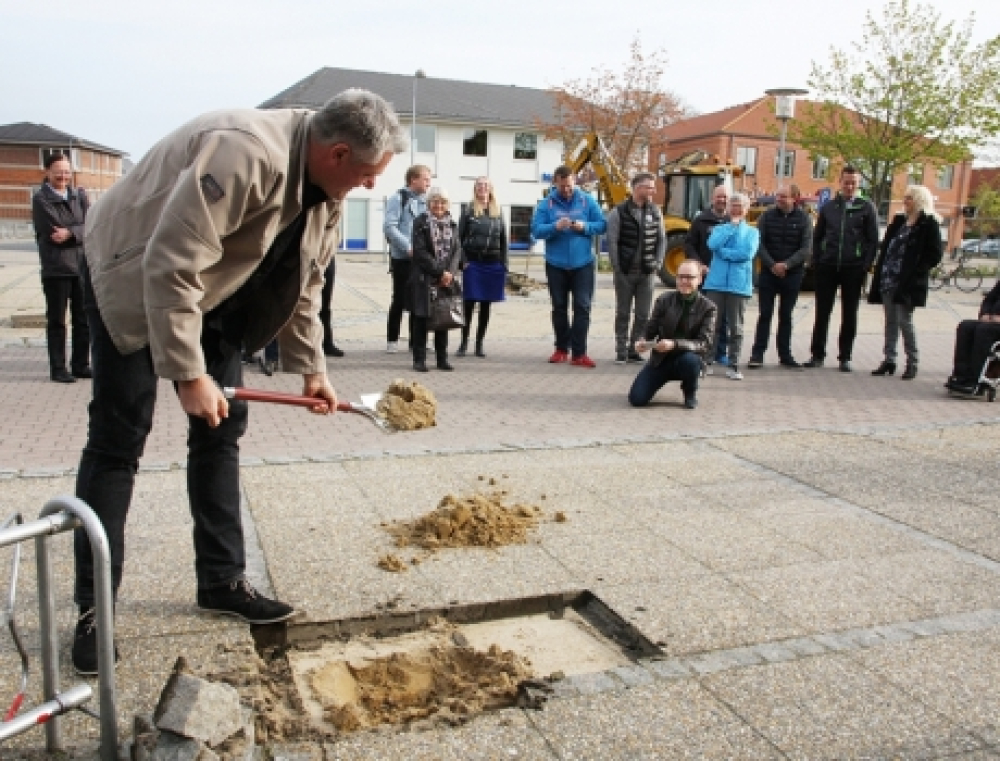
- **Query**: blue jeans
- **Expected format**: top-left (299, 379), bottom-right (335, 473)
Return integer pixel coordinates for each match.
top-left (74, 268), bottom-right (248, 607)
top-left (628, 351), bottom-right (701, 406)
top-left (751, 268), bottom-right (804, 361)
top-left (546, 261), bottom-right (595, 356)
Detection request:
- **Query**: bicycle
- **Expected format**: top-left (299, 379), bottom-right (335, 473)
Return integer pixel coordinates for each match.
top-left (929, 250), bottom-right (983, 293)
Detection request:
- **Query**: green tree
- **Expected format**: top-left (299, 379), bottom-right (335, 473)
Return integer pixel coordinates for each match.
top-left (787, 0), bottom-right (1000, 210)
top-left (969, 181), bottom-right (1000, 239)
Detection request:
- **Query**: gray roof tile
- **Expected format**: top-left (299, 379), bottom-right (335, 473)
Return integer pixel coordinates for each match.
top-left (0, 122), bottom-right (125, 155)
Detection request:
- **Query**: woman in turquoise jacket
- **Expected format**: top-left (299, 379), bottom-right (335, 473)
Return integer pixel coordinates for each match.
top-left (703, 193), bottom-right (759, 380)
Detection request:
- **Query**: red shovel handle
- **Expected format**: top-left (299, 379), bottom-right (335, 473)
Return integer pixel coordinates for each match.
top-left (227, 387), bottom-right (351, 413)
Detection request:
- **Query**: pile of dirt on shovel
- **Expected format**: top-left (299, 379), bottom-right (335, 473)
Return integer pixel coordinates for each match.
top-left (384, 491), bottom-right (543, 553)
top-left (376, 379), bottom-right (437, 430)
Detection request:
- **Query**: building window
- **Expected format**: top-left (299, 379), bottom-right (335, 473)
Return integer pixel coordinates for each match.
top-left (937, 164), bottom-right (955, 190)
top-left (339, 198), bottom-right (369, 251)
top-left (413, 124), bottom-right (436, 154)
top-left (736, 146), bottom-right (757, 176)
top-left (811, 155), bottom-right (830, 180)
top-left (509, 205), bottom-right (533, 250)
top-left (774, 150), bottom-right (795, 178)
top-left (463, 129), bottom-right (488, 157)
top-left (908, 163), bottom-right (924, 185)
top-left (514, 133), bottom-right (537, 160)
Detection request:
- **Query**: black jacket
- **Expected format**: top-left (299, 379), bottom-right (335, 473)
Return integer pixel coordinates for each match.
top-left (812, 194), bottom-right (879, 270)
top-left (868, 211), bottom-right (943, 309)
top-left (757, 205), bottom-right (813, 271)
top-left (32, 183), bottom-right (89, 278)
top-left (684, 208), bottom-right (726, 266)
top-left (407, 213), bottom-right (465, 318)
top-left (981, 281), bottom-right (1000, 317)
top-left (644, 290), bottom-right (717, 366)
top-left (458, 209), bottom-right (507, 266)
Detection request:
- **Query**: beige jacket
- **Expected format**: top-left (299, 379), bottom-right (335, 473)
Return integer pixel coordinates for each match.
top-left (84, 108), bottom-right (340, 381)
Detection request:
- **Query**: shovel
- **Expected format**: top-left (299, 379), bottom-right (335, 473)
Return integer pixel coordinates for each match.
top-left (222, 387), bottom-right (397, 433)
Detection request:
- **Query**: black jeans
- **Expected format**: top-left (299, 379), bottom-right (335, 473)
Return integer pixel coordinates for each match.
top-left (809, 264), bottom-right (866, 362)
top-left (751, 268), bottom-right (804, 361)
top-left (42, 275), bottom-right (90, 373)
top-left (387, 258), bottom-right (413, 343)
top-left (628, 351), bottom-right (701, 406)
top-left (545, 261), bottom-right (595, 357)
top-left (319, 258), bottom-right (336, 349)
top-left (410, 316), bottom-right (448, 359)
top-left (74, 269), bottom-right (248, 607)
top-left (952, 319), bottom-right (1000, 384)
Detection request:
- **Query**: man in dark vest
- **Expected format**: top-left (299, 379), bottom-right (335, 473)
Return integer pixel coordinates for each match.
top-left (747, 185), bottom-right (813, 369)
top-left (605, 172), bottom-right (665, 363)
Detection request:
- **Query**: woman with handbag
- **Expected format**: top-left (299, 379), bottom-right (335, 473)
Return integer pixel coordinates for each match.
top-left (408, 187), bottom-right (465, 372)
top-left (31, 153), bottom-right (91, 383)
top-left (457, 177), bottom-right (507, 358)
top-left (868, 185), bottom-right (943, 380)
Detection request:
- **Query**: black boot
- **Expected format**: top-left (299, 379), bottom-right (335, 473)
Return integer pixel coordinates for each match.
top-left (413, 347), bottom-right (428, 373)
top-left (456, 338), bottom-right (468, 357)
top-left (901, 363), bottom-right (917, 380)
top-left (437, 352), bottom-right (454, 371)
top-left (872, 361), bottom-right (896, 376)
top-left (475, 341), bottom-right (486, 358)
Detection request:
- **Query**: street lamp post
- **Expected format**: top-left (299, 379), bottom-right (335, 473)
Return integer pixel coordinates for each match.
top-left (764, 87), bottom-right (808, 185)
top-left (411, 69), bottom-right (426, 165)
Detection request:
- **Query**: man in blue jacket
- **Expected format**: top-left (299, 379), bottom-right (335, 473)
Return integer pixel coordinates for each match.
top-left (532, 166), bottom-right (607, 367)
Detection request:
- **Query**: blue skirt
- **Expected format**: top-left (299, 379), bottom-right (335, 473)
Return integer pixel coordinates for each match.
top-left (463, 261), bottom-right (506, 303)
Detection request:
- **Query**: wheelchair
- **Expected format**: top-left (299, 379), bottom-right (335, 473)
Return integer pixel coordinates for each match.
top-left (950, 340), bottom-right (1000, 402)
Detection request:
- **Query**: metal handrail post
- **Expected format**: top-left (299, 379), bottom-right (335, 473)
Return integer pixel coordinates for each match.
top-left (37, 497), bottom-right (118, 760)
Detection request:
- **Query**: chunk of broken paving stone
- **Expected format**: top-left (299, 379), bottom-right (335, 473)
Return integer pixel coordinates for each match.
top-left (150, 731), bottom-right (218, 761)
top-left (153, 671), bottom-right (242, 748)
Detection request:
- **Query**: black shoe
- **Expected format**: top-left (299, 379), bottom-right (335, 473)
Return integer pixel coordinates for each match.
top-left (323, 343), bottom-right (344, 358)
top-left (475, 342), bottom-right (486, 358)
top-left (872, 361), bottom-right (896, 376)
top-left (627, 349), bottom-right (642, 363)
top-left (747, 356), bottom-right (763, 369)
top-left (615, 351), bottom-right (627, 365)
top-left (72, 607), bottom-right (119, 676)
top-left (839, 361), bottom-right (853, 373)
top-left (437, 357), bottom-right (454, 371)
top-left (683, 394), bottom-right (698, 410)
top-left (71, 366), bottom-right (92, 379)
top-left (901, 364), bottom-right (917, 380)
top-left (51, 368), bottom-right (76, 383)
top-left (456, 339), bottom-right (468, 358)
top-left (780, 359), bottom-right (804, 371)
top-left (197, 579), bottom-right (296, 624)
top-left (803, 357), bottom-right (824, 368)
top-left (946, 380), bottom-right (977, 395)
top-left (413, 360), bottom-right (428, 372)
top-left (259, 357), bottom-right (277, 376)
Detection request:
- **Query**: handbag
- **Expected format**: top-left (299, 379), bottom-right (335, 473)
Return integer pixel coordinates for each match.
top-left (428, 279), bottom-right (465, 331)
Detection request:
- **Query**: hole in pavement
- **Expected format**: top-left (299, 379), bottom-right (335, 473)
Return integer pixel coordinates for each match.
top-left (251, 590), bottom-right (661, 740)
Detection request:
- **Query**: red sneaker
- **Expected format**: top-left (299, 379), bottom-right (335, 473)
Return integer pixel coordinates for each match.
top-left (548, 349), bottom-right (569, 363)
top-left (571, 354), bottom-right (596, 368)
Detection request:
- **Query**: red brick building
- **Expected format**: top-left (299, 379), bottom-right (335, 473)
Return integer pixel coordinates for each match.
top-left (970, 167), bottom-right (1000, 197)
top-left (653, 97), bottom-right (973, 250)
top-left (0, 123), bottom-right (126, 221)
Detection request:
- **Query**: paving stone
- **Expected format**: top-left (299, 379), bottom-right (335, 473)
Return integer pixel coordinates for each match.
top-left (609, 664), bottom-right (655, 688)
top-left (645, 659), bottom-right (693, 680)
top-left (565, 671), bottom-right (626, 695)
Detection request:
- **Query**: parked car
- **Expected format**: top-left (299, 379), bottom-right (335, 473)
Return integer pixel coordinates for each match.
top-left (961, 238), bottom-right (1000, 257)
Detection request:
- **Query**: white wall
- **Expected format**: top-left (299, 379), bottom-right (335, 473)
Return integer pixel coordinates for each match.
top-left (340, 120), bottom-right (563, 254)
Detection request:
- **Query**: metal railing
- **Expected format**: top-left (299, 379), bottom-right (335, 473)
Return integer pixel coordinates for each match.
top-left (0, 496), bottom-right (117, 759)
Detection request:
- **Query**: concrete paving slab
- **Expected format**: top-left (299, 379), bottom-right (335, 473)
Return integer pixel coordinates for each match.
top-left (756, 511), bottom-right (930, 561)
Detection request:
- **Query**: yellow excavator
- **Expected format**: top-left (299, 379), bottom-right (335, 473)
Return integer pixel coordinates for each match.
top-left (564, 134), bottom-right (745, 287)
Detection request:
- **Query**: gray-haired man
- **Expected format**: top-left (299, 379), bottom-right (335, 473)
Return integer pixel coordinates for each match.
top-left (605, 172), bottom-right (665, 363)
top-left (74, 89), bottom-right (407, 674)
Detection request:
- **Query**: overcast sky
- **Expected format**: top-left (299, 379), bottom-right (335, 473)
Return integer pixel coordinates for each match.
top-left (2, 0), bottom-right (997, 164)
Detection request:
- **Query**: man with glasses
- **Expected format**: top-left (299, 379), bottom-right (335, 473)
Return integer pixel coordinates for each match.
top-left (605, 172), bottom-right (665, 364)
top-left (747, 185), bottom-right (813, 370)
top-left (806, 165), bottom-right (879, 372)
top-left (628, 260), bottom-right (717, 410)
top-left (684, 185), bottom-right (730, 367)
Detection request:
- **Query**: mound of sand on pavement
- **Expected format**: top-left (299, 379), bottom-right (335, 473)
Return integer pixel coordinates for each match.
top-left (376, 379), bottom-right (437, 430)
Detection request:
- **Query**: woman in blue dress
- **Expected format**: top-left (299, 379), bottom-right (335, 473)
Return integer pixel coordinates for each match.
top-left (457, 177), bottom-right (507, 357)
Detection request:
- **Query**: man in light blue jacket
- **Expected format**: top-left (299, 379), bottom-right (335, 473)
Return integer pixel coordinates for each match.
top-left (531, 166), bottom-right (607, 367)
top-left (383, 164), bottom-right (430, 352)
top-left (703, 192), bottom-right (759, 380)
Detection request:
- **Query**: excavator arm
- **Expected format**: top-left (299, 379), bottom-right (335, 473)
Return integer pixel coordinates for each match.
top-left (565, 133), bottom-right (630, 206)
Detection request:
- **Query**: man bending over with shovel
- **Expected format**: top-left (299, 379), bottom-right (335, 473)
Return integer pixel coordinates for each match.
top-left (72, 90), bottom-right (407, 675)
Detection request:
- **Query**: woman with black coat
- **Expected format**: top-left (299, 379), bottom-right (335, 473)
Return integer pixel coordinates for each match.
top-left (31, 153), bottom-right (91, 383)
top-left (456, 177), bottom-right (507, 358)
top-left (407, 187), bottom-right (465, 372)
top-left (868, 185), bottom-right (943, 380)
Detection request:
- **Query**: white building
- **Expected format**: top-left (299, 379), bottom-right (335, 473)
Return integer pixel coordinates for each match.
top-left (260, 67), bottom-right (564, 254)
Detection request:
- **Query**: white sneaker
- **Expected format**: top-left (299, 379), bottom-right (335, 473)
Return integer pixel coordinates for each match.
top-left (727, 366), bottom-right (743, 381)
top-left (386, 342), bottom-right (399, 354)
